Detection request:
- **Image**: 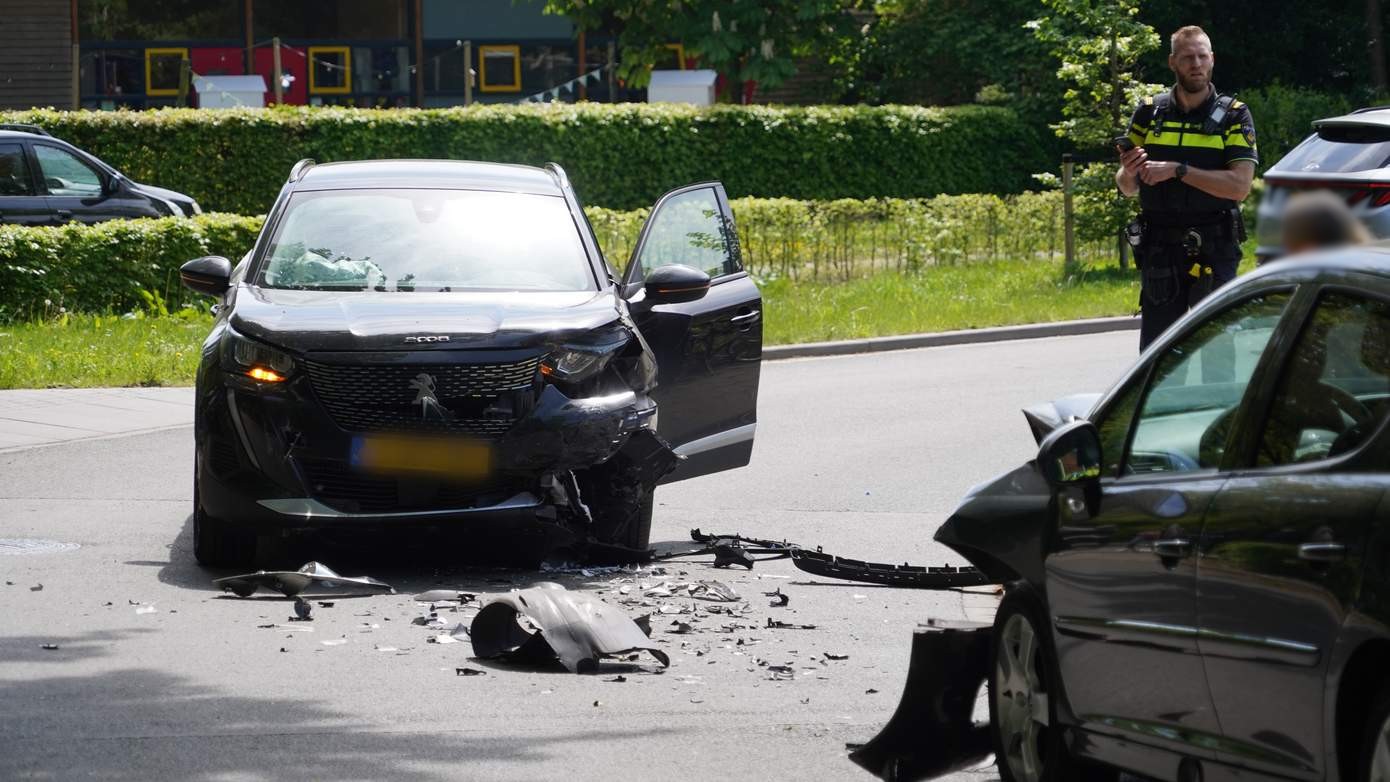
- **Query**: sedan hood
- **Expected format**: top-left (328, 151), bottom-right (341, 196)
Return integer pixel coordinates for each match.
top-left (229, 287), bottom-right (625, 353)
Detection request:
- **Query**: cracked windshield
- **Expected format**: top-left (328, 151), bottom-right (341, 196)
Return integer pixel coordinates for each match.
top-left (258, 189), bottom-right (594, 292)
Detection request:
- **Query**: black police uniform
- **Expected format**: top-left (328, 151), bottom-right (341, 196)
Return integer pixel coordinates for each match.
top-left (1125, 85), bottom-right (1258, 349)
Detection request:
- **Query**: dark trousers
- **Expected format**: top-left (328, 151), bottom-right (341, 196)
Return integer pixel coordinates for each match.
top-left (1138, 243), bottom-right (1239, 351)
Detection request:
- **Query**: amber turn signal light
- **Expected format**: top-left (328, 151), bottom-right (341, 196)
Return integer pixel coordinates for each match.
top-left (247, 366), bottom-right (286, 383)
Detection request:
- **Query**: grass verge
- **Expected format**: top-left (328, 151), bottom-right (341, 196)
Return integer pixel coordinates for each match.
top-left (1, 259), bottom-right (1152, 389)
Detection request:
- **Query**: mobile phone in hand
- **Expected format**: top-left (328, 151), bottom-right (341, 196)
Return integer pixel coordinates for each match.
top-left (1114, 136), bottom-right (1136, 154)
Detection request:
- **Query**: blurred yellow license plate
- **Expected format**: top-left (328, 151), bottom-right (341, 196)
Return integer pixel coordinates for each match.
top-left (351, 435), bottom-right (491, 478)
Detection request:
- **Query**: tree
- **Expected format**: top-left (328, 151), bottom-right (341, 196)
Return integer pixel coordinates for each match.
top-left (1029, 0), bottom-right (1163, 255)
top-left (541, 0), bottom-right (850, 97)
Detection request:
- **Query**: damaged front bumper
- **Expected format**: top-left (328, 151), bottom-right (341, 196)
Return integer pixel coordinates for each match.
top-left (197, 377), bottom-right (672, 532)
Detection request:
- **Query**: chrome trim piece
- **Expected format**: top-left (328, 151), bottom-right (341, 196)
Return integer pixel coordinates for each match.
top-left (1055, 615), bottom-right (1319, 666)
top-left (258, 492), bottom-right (543, 519)
top-left (225, 389), bottom-right (261, 471)
top-left (673, 423), bottom-right (756, 458)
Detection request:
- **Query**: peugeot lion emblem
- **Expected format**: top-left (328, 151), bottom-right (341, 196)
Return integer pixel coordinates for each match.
top-left (408, 373), bottom-right (454, 421)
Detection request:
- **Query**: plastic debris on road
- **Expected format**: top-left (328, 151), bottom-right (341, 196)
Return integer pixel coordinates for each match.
top-left (214, 561), bottom-right (394, 598)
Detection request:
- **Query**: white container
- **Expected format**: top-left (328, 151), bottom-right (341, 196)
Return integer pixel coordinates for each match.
top-left (193, 75), bottom-right (267, 109)
top-left (648, 70), bottom-right (717, 106)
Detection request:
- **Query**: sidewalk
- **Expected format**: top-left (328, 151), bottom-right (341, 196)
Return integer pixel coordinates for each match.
top-left (0, 387), bottom-right (193, 452)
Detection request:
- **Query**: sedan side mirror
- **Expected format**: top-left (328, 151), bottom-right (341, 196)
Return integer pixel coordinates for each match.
top-left (644, 264), bottom-right (710, 305)
top-left (1038, 420), bottom-right (1102, 487)
top-left (180, 255), bottom-right (232, 297)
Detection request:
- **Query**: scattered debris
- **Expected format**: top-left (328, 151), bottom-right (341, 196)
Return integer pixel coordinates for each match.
top-left (866, 689), bottom-right (879, 695)
top-left (427, 624), bottom-right (470, 644)
top-left (469, 582), bottom-right (670, 674)
top-left (668, 621), bottom-right (693, 634)
top-left (29, 583), bottom-right (42, 592)
top-left (790, 548), bottom-right (994, 589)
top-left (713, 544), bottom-right (755, 570)
top-left (134, 604), bottom-right (158, 615)
top-left (766, 589), bottom-right (790, 607)
top-left (259, 623), bottom-right (313, 632)
top-left (317, 601), bottom-right (335, 608)
top-left (40, 643), bottom-right (59, 651)
top-left (767, 665), bottom-right (796, 681)
top-left (692, 581), bottom-right (739, 602)
top-left (455, 667), bottom-right (486, 676)
top-left (214, 561), bottom-right (394, 598)
top-left (320, 638), bottom-right (347, 647)
top-left (767, 618), bottom-right (816, 630)
top-left (413, 590), bottom-right (476, 603)
top-left (292, 598), bottom-right (312, 621)
top-left (824, 652), bottom-right (849, 661)
top-left (606, 675), bottom-right (627, 683)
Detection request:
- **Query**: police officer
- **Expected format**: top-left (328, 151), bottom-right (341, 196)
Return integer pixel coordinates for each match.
top-left (1116, 25), bottom-right (1258, 350)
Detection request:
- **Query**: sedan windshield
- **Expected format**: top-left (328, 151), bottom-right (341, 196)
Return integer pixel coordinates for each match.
top-left (256, 189), bottom-right (594, 292)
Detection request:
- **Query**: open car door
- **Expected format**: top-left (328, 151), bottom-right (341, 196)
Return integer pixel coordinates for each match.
top-left (623, 182), bottom-right (762, 483)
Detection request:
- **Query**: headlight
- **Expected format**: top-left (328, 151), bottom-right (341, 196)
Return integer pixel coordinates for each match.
top-left (541, 327), bottom-right (630, 384)
top-left (223, 328), bottom-right (294, 383)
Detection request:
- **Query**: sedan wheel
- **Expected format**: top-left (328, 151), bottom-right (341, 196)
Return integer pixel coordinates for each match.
top-left (1364, 681), bottom-right (1390, 782)
top-left (995, 611), bottom-right (1050, 782)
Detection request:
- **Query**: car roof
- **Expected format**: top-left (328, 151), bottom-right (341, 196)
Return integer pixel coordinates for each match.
top-left (1242, 243), bottom-right (1390, 284)
top-left (293, 159), bottom-right (565, 196)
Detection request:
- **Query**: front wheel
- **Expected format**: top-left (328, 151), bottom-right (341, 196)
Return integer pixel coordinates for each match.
top-left (192, 479), bottom-right (256, 569)
top-left (1359, 679), bottom-right (1390, 781)
top-left (989, 588), bottom-right (1115, 782)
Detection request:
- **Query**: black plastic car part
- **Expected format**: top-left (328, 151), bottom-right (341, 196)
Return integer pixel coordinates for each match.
top-left (790, 548), bottom-right (995, 589)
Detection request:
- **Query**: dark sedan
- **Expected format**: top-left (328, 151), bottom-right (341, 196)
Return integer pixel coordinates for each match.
top-left (180, 159), bottom-right (761, 567)
top-left (936, 249), bottom-right (1390, 781)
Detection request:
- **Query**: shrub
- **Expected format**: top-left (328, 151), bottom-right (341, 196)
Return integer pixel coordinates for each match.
top-left (0, 193), bottom-right (1119, 321)
top-left (0, 104), bottom-right (1052, 213)
top-left (1238, 85), bottom-right (1358, 172)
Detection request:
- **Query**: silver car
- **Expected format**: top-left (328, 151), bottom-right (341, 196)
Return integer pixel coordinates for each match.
top-left (1255, 106), bottom-right (1390, 262)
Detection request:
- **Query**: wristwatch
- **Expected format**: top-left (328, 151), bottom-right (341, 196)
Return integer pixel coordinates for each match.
top-left (1175, 162), bottom-right (1189, 181)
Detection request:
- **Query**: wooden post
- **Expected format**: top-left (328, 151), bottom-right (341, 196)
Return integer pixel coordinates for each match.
top-left (272, 37), bottom-right (283, 104)
top-left (71, 44), bottom-right (80, 110)
top-left (413, 0), bottom-right (425, 107)
top-left (177, 58), bottom-right (191, 107)
top-left (244, 0), bottom-right (255, 74)
top-left (1118, 228), bottom-right (1130, 270)
top-left (607, 42), bottom-right (616, 101)
top-left (577, 30), bottom-right (587, 101)
top-left (463, 40), bottom-right (472, 106)
top-left (1062, 153), bottom-right (1076, 274)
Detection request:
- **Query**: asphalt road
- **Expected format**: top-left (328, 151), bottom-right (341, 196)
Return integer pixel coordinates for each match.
top-left (0, 330), bottom-right (1137, 782)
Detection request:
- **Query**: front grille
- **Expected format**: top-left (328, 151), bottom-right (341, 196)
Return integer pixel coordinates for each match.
top-left (304, 356), bottom-right (540, 436)
top-left (296, 458), bottom-right (522, 513)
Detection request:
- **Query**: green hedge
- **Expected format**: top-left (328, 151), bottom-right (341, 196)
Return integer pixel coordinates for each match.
top-left (1, 191), bottom-right (1122, 322)
top-left (0, 104), bottom-right (1053, 213)
top-left (1240, 85), bottom-right (1357, 172)
top-left (0, 213), bottom-right (262, 321)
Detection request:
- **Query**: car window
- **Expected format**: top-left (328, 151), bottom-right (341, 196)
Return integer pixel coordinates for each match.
top-left (0, 144), bottom-right (34, 196)
top-left (1096, 379), bottom-right (1144, 478)
top-left (635, 187), bottom-right (737, 279)
top-left (257, 189), bottom-right (594, 292)
top-left (1274, 126), bottom-right (1390, 174)
top-left (33, 145), bottom-right (103, 197)
top-left (1256, 291), bottom-right (1390, 466)
top-left (1123, 292), bottom-right (1291, 475)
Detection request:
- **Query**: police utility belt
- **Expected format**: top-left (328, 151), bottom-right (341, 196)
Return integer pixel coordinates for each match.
top-left (1125, 208), bottom-right (1244, 264)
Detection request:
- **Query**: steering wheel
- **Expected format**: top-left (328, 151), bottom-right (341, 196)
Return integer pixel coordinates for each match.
top-left (1322, 382), bottom-right (1373, 427)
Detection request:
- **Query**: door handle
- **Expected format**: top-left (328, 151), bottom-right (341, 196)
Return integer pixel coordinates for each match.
top-left (1298, 541), bottom-right (1346, 563)
top-left (730, 309), bottom-right (761, 326)
top-left (1153, 538), bottom-right (1193, 559)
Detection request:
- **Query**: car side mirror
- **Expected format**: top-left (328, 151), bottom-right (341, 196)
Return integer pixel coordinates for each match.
top-left (180, 255), bottom-right (232, 297)
top-left (1037, 420), bottom-right (1102, 487)
top-left (643, 264), bottom-right (710, 305)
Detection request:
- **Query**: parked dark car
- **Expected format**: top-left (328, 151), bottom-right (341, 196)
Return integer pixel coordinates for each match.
top-left (936, 249), bottom-right (1390, 781)
top-left (180, 158), bottom-right (761, 567)
top-left (0, 123), bottom-right (200, 225)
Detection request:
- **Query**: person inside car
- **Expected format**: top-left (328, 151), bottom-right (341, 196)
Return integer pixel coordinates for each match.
top-left (1278, 189), bottom-right (1370, 259)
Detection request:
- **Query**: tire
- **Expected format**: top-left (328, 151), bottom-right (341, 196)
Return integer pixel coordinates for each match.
top-left (1359, 679), bottom-right (1390, 782)
top-left (193, 478), bottom-right (256, 569)
top-left (575, 460), bottom-right (655, 553)
top-left (989, 587), bottom-right (1117, 782)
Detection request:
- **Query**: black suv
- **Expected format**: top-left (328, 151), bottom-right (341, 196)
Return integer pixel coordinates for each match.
top-left (0, 124), bottom-right (200, 225)
top-left (180, 158), bottom-right (762, 567)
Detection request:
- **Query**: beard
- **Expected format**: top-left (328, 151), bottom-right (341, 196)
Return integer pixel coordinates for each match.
top-left (1177, 71), bottom-right (1210, 93)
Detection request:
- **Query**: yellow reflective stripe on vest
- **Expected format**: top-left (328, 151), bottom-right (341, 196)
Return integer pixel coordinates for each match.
top-left (1224, 128), bottom-right (1253, 148)
top-left (1143, 130), bottom-right (1225, 150)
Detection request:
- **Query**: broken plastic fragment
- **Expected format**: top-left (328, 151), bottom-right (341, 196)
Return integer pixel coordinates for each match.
top-left (29, 583), bottom-right (42, 592)
top-left (469, 582), bottom-right (670, 674)
top-left (692, 581), bottom-right (739, 602)
top-left (766, 665), bottom-right (795, 681)
top-left (455, 667), bottom-right (486, 676)
top-left (766, 618), bottom-right (816, 630)
top-left (134, 604), bottom-right (158, 615)
top-left (40, 643), bottom-right (59, 651)
top-left (214, 562), bottom-right (394, 598)
top-left (668, 621), bottom-right (693, 634)
top-left (320, 638), bottom-right (347, 647)
top-left (824, 652), bottom-right (849, 661)
top-left (767, 590), bottom-right (790, 607)
top-left (605, 675), bottom-right (627, 683)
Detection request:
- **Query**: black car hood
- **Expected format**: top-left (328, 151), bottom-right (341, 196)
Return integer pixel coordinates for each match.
top-left (129, 181), bottom-right (196, 205)
top-left (229, 287), bottom-right (625, 353)
top-left (933, 462), bottom-right (1052, 587)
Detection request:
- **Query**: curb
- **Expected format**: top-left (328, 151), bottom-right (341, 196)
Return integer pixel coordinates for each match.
top-left (762, 315), bottom-right (1139, 360)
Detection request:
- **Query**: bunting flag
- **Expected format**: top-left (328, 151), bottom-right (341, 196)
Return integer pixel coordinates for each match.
top-left (518, 67), bottom-right (603, 104)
